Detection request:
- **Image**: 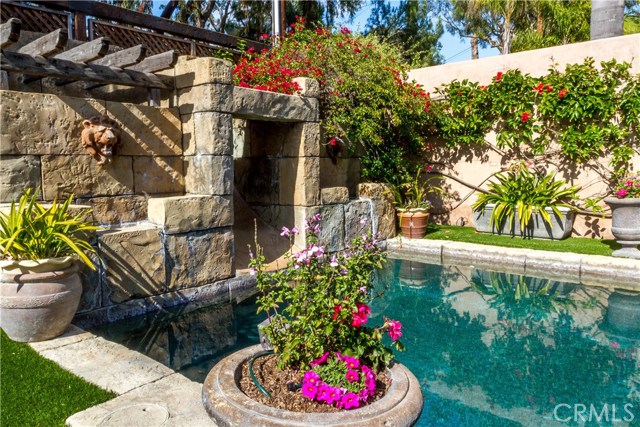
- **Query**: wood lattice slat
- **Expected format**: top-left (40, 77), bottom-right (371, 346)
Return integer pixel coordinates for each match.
top-left (92, 20), bottom-right (193, 56)
top-left (0, 2), bottom-right (68, 34)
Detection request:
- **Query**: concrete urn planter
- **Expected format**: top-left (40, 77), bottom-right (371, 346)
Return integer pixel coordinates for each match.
top-left (397, 209), bottom-right (430, 239)
top-left (474, 204), bottom-right (575, 240)
top-left (604, 197), bottom-right (640, 259)
top-left (0, 257), bottom-right (82, 342)
top-left (202, 344), bottom-right (424, 427)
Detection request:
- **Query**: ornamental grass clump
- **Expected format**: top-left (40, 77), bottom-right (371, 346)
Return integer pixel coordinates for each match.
top-left (249, 215), bottom-right (404, 409)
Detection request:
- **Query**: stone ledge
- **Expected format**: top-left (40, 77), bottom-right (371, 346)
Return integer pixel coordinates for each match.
top-left (148, 195), bottom-right (232, 234)
top-left (233, 86), bottom-right (319, 122)
top-left (386, 238), bottom-right (640, 290)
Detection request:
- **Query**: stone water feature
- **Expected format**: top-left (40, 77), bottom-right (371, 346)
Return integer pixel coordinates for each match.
top-left (1, 53), bottom-right (396, 325)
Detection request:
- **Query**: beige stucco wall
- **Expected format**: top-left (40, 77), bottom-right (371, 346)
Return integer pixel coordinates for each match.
top-left (408, 34), bottom-right (640, 239)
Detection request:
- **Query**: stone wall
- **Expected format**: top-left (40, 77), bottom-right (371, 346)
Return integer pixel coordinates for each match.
top-left (408, 34), bottom-right (640, 239)
top-left (1, 54), bottom-right (386, 324)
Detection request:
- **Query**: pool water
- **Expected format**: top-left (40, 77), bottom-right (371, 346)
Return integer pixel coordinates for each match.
top-left (88, 258), bottom-right (640, 426)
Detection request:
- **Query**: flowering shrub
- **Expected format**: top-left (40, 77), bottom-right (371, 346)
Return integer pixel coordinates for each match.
top-left (249, 214), bottom-right (404, 399)
top-left (614, 175), bottom-right (640, 198)
top-left (233, 17), bottom-right (434, 185)
top-left (432, 59), bottom-right (640, 177)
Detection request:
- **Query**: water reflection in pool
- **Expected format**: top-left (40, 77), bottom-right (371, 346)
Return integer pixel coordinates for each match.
top-left (88, 258), bottom-right (640, 426)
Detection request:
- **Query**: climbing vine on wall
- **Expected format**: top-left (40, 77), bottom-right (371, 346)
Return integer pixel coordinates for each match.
top-left (430, 58), bottom-right (640, 181)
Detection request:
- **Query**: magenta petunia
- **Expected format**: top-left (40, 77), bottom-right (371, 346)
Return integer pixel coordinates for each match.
top-left (617, 188), bottom-right (628, 198)
top-left (317, 384), bottom-right (343, 405)
top-left (301, 382), bottom-right (318, 400)
top-left (303, 371), bottom-right (321, 385)
top-left (345, 369), bottom-right (359, 383)
top-left (340, 392), bottom-right (361, 409)
top-left (343, 355), bottom-right (360, 370)
top-left (310, 352), bottom-right (329, 367)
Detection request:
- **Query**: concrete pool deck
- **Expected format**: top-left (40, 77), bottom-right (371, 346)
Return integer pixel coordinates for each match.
top-left (28, 240), bottom-right (640, 426)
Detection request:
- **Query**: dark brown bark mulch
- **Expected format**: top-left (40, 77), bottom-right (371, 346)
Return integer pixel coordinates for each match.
top-left (238, 354), bottom-right (391, 413)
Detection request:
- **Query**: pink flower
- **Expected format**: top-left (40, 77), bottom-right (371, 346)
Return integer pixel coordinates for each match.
top-left (610, 341), bottom-right (620, 349)
top-left (617, 188), bottom-right (628, 198)
top-left (345, 370), bottom-right (359, 383)
top-left (301, 382), bottom-right (318, 400)
top-left (386, 320), bottom-right (403, 341)
top-left (351, 303), bottom-right (370, 328)
top-left (339, 392), bottom-right (361, 409)
top-left (343, 355), bottom-right (360, 370)
top-left (310, 352), bottom-right (329, 367)
top-left (303, 371), bottom-right (321, 385)
top-left (329, 138), bottom-right (337, 146)
top-left (280, 226), bottom-right (291, 237)
top-left (626, 180), bottom-right (634, 187)
top-left (317, 384), bottom-right (342, 405)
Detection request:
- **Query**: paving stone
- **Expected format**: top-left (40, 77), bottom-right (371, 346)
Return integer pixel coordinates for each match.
top-left (525, 251), bottom-right (583, 281)
top-left (580, 255), bottom-right (640, 290)
top-left (441, 241), bottom-right (527, 274)
top-left (39, 336), bottom-right (174, 394)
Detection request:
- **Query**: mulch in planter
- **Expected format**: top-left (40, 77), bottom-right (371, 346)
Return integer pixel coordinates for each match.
top-left (238, 354), bottom-right (391, 413)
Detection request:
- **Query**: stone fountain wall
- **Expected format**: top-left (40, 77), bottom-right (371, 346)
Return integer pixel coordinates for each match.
top-left (0, 55), bottom-right (394, 325)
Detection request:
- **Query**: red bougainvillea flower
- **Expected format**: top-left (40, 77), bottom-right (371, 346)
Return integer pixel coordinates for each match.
top-left (559, 88), bottom-right (568, 99)
top-left (329, 138), bottom-right (337, 146)
top-left (495, 71), bottom-right (503, 82)
top-left (521, 112), bottom-right (532, 123)
top-left (332, 304), bottom-right (342, 321)
top-left (534, 82), bottom-right (544, 94)
top-left (545, 84), bottom-right (553, 92)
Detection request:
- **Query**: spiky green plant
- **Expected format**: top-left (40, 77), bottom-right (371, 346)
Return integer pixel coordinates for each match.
top-left (0, 190), bottom-right (98, 269)
top-left (472, 168), bottom-right (579, 235)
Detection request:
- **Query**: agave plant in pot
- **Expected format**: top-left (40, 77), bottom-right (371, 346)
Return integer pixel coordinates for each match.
top-left (391, 167), bottom-right (442, 239)
top-left (604, 174), bottom-right (640, 259)
top-left (473, 162), bottom-right (579, 239)
top-left (0, 190), bottom-right (98, 342)
top-left (202, 215), bottom-right (423, 427)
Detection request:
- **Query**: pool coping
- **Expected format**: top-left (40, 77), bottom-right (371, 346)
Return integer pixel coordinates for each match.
top-left (386, 237), bottom-right (640, 291)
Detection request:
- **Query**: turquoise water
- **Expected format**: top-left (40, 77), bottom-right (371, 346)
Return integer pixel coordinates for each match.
top-left (89, 258), bottom-right (640, 426)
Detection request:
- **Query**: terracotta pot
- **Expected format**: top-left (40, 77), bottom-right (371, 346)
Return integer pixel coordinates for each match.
top-left (397, 210), bottom-right (429, 239)
top-left (604, 197), bottom-right (640, 259)
top-left (202, 344), bottom-right (424, 427)
top-left (0, 257), bottom-right (82, 342)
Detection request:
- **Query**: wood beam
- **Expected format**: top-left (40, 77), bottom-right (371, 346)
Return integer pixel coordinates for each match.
top-left (17, 28), bottom-right (68, 57)
top-left (1, 50), bottom-right (169, 89)
top-left (126, 50), bottom-right (177, 73)
top-left (54, 37), bottom-right (110, 63)
top-left (0, 18), bottom-right (21, 49)
top-left (30, 0), bottom-right (268, 51)
top-left (90, 44), bottom-right (147, 68)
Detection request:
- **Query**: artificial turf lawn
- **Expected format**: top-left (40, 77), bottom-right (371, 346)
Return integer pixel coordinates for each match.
top-left (0, 329), bottom-right (116, 427)
top-left (423, 225), bottom-right (619, 256)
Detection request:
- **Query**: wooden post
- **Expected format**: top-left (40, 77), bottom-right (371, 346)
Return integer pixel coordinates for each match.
top-left (74, 12), bottom-right (87, 41)
top-left (0, 71), bottom-right (8, 90)
top-left (148, 88), bottom-right (161, 106)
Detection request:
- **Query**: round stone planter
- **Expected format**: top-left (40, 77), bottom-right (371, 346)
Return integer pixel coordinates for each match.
top-left (397, 209), bottom-right (430, 239)
top-left (202, 344), bottom-right (424, 427)
top-left (604, 197), bottom-right (640, 259)
top-left (0, 257), bottom-right (82, 342)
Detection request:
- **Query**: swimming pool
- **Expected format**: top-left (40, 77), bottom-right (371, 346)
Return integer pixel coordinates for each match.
top-left (88, 258), bottom-right (640, 426)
